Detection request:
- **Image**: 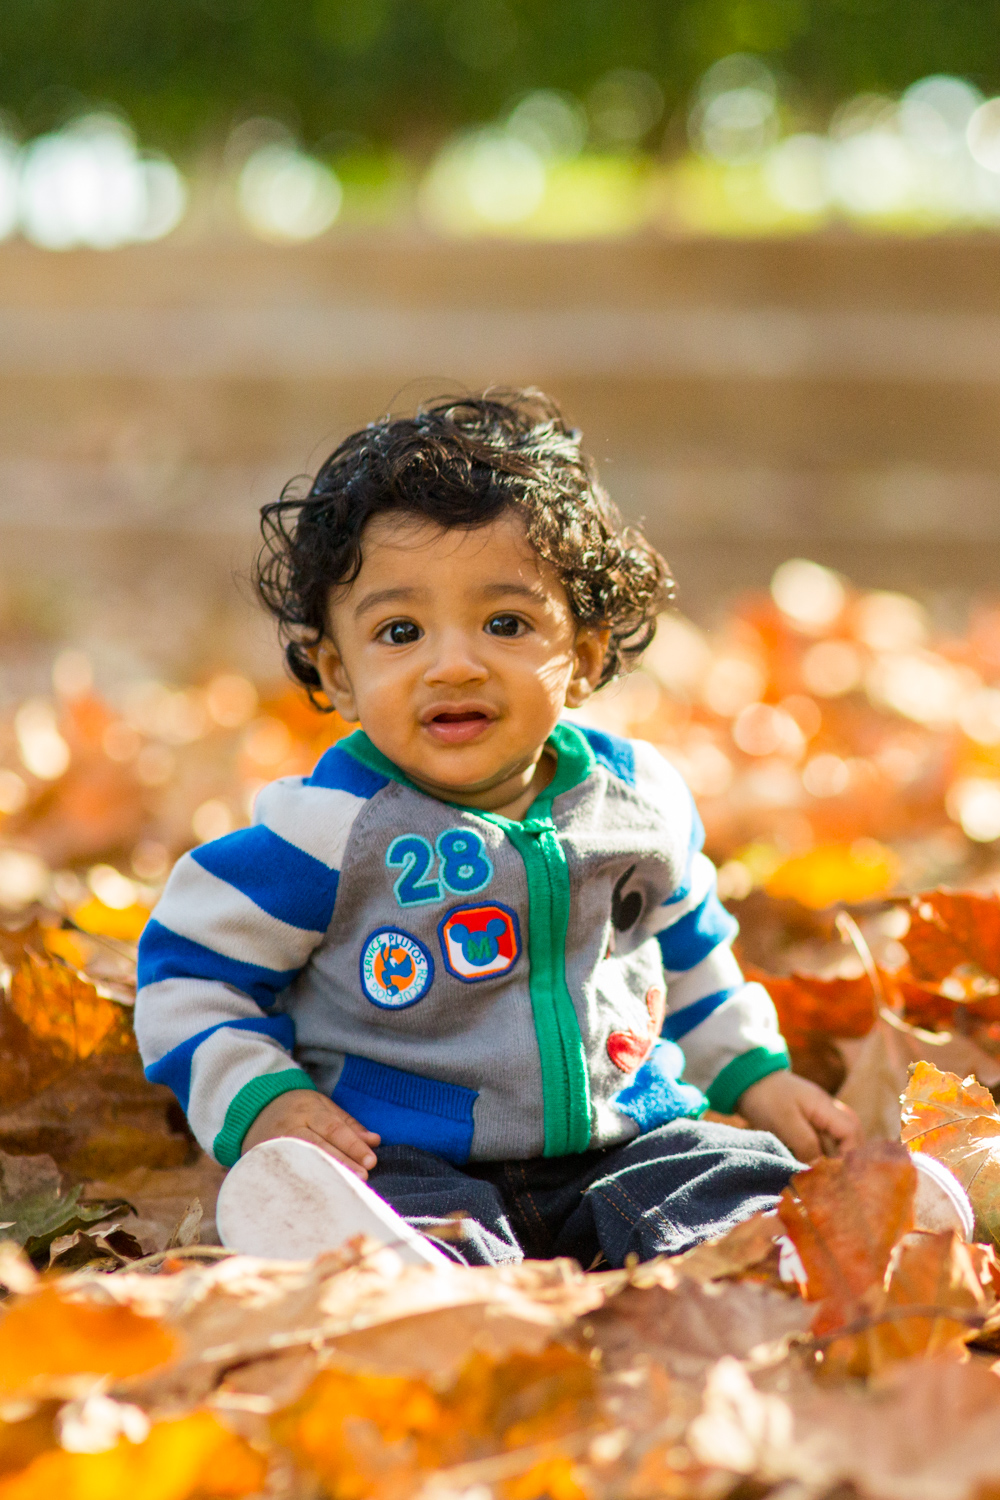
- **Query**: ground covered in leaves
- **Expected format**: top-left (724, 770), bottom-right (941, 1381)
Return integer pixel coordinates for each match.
top-left (3, 564), bottom-right (1000, 1496)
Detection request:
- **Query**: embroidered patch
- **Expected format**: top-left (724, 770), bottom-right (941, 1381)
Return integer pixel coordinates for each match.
top-left (360, 927), bottom-right (434, 1009)
top-left (438, 902), bottom-right (521, 982)
top-left (607, 986), bottom-right (665, 1074)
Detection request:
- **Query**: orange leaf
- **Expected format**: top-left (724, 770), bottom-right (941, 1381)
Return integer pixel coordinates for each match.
top-left (0, 1285), bottom-right (176, 1398)
top-left (7, 953), bottom-right (135, 1063)
top-left (904, 891), bottom-right (1000, 986)
top-left (274, 1345), bottom-right (596, 1499)
top-left (745, 964), bottom-right (877, 1051)
top-left (505, 1456), bottom-right (590, 1500)
top-left (0, 1411), bottom-right (264, 1500)
top-left (900, 1060), bottom-right (1000, 1245)
top-left (777, 1140), bottom-right (915, 1336)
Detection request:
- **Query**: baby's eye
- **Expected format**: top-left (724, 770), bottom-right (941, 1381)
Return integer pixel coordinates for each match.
top-left (379, 620), bottom-right (422, 645)
top-left (486, 614), bottom-right (525, 638)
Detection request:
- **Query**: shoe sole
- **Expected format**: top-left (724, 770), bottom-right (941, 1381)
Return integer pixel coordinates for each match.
top-left (216, 1137), bottom-right (450, 1266)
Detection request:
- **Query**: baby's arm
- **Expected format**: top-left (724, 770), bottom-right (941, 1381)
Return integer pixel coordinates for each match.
top-left (135, 771), bottom-right (378, 1172)
top-left (652, 853), bottom-right (860, 1160)
top-left (635, 747), bottom-right (860, 1162)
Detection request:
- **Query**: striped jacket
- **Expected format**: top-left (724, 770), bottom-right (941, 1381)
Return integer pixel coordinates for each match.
top-left (135, 722), bottom-right (789, 1167)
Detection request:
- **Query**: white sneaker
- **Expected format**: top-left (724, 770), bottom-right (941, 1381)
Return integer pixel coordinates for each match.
top-left (216, 1137), bottom-right (450, 1267)
top-left (911, 1151), bottom-right (974, 1241)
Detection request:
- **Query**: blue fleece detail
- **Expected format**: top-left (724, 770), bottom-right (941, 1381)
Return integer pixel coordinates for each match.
top-left (613, 1039), bottom-right (706, 1132)
top-left (332, 1054), bottom-right (477, 1164)
top-left (577, 726), bottom-right (636, 786)
top-left (145, 1014), bottom-right (296, 1112)
top-left (656, 893), bottom-right (738, 973)
top-left (191, 824), bottom-right (339, 934)
top-left (137, 920), bottom-right (299, 1010)
top-left (661, 986), bottom-right (738, 1042)
top-left (308, 743), bottom-right (389, 798)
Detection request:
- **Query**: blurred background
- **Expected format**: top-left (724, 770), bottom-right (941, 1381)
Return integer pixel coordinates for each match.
top-left (3, 0), bottom-right (1000, 928)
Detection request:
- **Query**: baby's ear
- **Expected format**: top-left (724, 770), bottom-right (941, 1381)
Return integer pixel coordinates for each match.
top-left (309, 637), bottom-right (360, 723)
top-left (565, 625), bottom-right (609, 708)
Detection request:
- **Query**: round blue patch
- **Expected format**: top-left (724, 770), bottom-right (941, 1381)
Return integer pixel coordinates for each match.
top-left (360, 926), bottom-right (434, 1009)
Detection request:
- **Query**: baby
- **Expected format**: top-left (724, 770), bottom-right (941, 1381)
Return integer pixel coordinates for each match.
top-left (135, 390), bottom-right (858, 1267)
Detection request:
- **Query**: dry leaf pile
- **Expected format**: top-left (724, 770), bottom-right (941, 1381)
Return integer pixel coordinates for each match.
top-left (4, 1113), bottom-right (1000, 1500)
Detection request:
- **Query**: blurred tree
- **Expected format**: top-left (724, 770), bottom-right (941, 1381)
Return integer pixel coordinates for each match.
top-left (0, 0), bottom-right (997, 151)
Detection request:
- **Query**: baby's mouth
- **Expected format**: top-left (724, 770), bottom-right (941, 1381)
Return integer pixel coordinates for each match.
top-left (423, 708), bottom-right (495, 745)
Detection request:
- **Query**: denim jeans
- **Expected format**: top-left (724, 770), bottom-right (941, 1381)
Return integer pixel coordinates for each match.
top-left (368, 1118), bottom-right (799, 1268)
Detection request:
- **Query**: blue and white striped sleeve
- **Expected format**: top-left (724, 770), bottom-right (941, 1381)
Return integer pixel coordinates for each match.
top-left (634, 744), bottom-right (790, 1113)
top-left (135, 749), bottom-right (377, 1165)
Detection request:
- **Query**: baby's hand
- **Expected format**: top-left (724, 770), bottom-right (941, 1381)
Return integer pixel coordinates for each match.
top-left (736, 1070), bottom-right (862, 1164)
top-left (241, 1089), bottom-right (380, 1178)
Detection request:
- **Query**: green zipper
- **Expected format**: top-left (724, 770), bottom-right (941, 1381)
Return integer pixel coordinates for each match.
top-left (340, 722), bottom-right (595, 1157)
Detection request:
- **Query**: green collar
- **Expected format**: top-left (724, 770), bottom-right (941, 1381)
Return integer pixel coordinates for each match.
top-left (338, 720), bottom-right (595, 826)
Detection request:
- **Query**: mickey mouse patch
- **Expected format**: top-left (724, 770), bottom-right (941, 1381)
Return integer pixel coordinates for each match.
top-left (438, 903), bottom-right (521, 983)
top-left (360, 927), bottom-right (434, 1009)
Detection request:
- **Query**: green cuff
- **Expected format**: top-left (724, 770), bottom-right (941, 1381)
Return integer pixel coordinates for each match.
top-left (213, 1069), bottom-right (318, 1168)
top-left (706, 1045), bottom-right (790, 1116)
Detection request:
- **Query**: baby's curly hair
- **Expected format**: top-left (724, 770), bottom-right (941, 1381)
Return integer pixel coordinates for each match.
top-left (254, 389), bottom-right (674, 705)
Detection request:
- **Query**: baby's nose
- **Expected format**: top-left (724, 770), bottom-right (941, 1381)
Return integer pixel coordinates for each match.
top-left (423, 634), bottom-right (488, 683)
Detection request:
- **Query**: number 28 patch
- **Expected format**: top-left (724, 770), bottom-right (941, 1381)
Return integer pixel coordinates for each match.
top-left (438, 903), bottom-right (521, 983)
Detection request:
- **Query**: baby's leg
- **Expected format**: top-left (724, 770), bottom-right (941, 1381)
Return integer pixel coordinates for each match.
top-left (554, 1119), bottom-right (798, 1267)
top-left (370, 1146), bottom-right (524, 1266)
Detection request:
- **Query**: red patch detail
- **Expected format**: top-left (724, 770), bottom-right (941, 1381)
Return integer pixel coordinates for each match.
top-left (607, 988), bottom-right (666, 1074)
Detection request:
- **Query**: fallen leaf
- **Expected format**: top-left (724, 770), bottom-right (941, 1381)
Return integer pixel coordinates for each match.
top-left (0, 1284), bottom-right (177, 1398)
top-left (0, 1410), bottom-right (264, 1500)
top-left (900, 1060), bottom-right (1000, 1245)
top-left (646, 1209), bottom-right (783, 1287)
top-left (6, 952), bottom-right (135, 1063)
top-left (585, 1278), bottom-right (812, 1381)
top-left (764, 841), bottom-right (900, 909)
top-left (818, 1229), bottom-right (991, 1379)
top-left (776, 1139), bottom-right (915, 1335)
top-left (0, 1152), bottom-right (133, 1265)
top-left (904, 891), bottom-right (1000, 993)
top-left (273, 1344), bottom-right (597, 1500)
top-left (167, 1200), bottom-right (203, 1250)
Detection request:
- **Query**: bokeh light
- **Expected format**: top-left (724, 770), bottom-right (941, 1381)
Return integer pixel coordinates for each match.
top-left (17, 115), bottom-right (186, 250)
top-left (238, 143), bottom-right (342, 241)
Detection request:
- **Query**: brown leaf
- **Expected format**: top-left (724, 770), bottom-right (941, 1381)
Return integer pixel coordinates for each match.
top-left (776, 1139), bottom-right (915, 1335)
top-left (819, 1230), bottom-right (991, 1379)
top-left (638, 1209), bottom-right (783, 1288)
top-left (901, 1060), bottom-right (1000, 1245)
top-left (585, 1278), bottom-right (812, 1382)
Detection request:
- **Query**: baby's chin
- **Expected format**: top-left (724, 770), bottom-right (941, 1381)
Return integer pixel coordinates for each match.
top-left (398, 738), bottom-right (532, 800)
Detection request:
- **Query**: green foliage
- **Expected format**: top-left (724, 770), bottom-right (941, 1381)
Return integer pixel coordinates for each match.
top-left (0, 0), bottom-right (997, 151)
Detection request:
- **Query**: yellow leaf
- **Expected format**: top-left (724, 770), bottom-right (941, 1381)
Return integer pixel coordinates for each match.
top-left (765, 840), bottom-right (899, 910)
top-left (70, 899), bottom-right (149, 944)
top-left (0, 1412), bottom-right (264, 1500)
top-left (0, 1286), bottom-right (176, 1398)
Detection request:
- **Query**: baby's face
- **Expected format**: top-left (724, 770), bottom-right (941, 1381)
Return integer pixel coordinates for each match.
top-left (312, 511), bottom-right (606, 806)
